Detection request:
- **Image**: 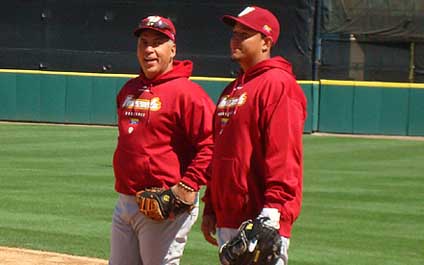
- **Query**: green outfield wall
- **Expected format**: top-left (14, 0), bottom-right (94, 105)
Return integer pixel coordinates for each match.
top-left (0, 70), bottom-right (127, 125)
top-left (319, 80), bottom-right (424, 136)
top-left (1, 70), bottom-right (423, 136)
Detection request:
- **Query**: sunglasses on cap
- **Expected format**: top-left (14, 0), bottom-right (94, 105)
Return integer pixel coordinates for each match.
top-left (140, 18), bottom-right (171, 30)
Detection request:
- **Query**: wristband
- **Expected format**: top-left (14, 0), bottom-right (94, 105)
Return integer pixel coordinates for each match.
top-left (178, 182), bottom-right (195, 192)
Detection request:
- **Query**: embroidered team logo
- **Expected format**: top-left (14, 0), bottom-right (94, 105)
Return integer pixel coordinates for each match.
top-left (129, 118), bottom-right (139, 124)
top-left (220, 117), bottom-right (229, 127)
top-left (217, 92), bottom-right (247, 109)
top-left (122, 95), bottom-right (162, 111)
top-left (263, 24), bottom-right (272, 33)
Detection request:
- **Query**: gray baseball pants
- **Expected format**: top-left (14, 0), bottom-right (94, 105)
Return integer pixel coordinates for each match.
top-left (109, 193), bottom-right (198, 265)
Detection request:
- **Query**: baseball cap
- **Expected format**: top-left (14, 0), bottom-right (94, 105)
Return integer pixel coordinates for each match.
top-left (222, 6), bottom-right (280, 45)
top-left (134, 15), bottom-right (176, 42)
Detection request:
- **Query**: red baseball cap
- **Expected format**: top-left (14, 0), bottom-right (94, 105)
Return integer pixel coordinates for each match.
top-left (222, 6), bottom-right (280, 45)
top-left (134, 16), bottom-right (176, 42)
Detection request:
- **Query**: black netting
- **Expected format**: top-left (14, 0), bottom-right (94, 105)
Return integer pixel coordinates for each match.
top-left (415, 43), bottom-right (424, 82)
top-left (320, 38), bottom-right (411, 82)
top-left (322, 0), bottom-right (424, 42)
top-left (2, 0), bottom-right (421, 82)
top-left (0, 0), bottom-right (314, 79)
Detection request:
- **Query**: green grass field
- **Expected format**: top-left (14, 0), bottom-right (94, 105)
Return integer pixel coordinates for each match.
top-left (0, 123), bottom-right (423, 264)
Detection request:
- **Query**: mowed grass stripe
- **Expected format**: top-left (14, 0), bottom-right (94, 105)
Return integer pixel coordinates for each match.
top-left (296, 136), bottom-right (424, 265)
top-left (1, 123), bottom-right (424, 264)
top-left (0, 123), bottom-right (116, 258)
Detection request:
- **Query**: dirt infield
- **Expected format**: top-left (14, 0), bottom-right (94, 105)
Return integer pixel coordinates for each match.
top-left (0, 247), bottom-right (107, 265)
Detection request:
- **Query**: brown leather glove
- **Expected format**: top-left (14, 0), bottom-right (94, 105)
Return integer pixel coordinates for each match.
top-left (135, 187), bottom-right (194, 221)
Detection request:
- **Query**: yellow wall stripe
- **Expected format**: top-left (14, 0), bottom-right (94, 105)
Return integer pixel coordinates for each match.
top-left (190, 76), bottom-right (234, 82)
top-left (0, 69), bottom-right (422, 88)
top-left (321, 79), bottom-right (424, 89)
top-left (0, 69), bottom-right (137, 78)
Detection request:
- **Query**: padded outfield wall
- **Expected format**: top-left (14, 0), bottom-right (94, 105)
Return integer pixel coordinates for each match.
top-left (319, 80), bottom-right (424, 136)
top-left (1, 70), bottom-right (424, 136)
top-left (0, 70), bottom-right (317, 132)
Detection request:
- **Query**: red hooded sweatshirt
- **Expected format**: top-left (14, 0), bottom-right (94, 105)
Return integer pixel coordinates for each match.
top-left (203, 56), bottom-right (307, 237)
top-left (113, 60), bottom-right (214, 194)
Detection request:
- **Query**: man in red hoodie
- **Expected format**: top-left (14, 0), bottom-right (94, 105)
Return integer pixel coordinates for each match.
top-left (201, 6), bottom-right (307, 264)
top-left (109, 15), bottom-right (214, 265)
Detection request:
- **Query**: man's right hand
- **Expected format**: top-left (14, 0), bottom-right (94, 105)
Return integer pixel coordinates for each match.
top-left (201, 214), bottom-right (218, 246)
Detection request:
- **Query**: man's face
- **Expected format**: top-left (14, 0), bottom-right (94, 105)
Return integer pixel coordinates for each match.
top-left (137, 29), bottom-right (176, 80)
top-left (230, 23), bottom-right (264, 67)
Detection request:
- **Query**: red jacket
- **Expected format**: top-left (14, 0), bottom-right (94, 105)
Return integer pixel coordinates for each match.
top-left (203, 57), bottom-right (307, 237)
top-left (113, 60), bottom-right (214, 194)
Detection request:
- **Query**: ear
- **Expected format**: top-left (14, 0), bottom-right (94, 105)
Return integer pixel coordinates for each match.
top-left (170, 41), bottom-right (176, 59)
top-left (261, 36), bottom-right (273, 53)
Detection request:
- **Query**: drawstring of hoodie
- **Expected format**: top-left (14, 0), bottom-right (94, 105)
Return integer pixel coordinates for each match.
top-left (218, 72), bottom-right (246, 136)
top-left (145, 83), bottom-right (154, 125)
top-left (225, 72), bottom-right (246, 116)
top-left (136, 82), bottom-right (154, 126)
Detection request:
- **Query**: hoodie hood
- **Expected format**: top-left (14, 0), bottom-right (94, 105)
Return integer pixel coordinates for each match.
top-left (238, 56), bottom-right (296, 86)
top-left (138, 59), bottom-right (193, 85)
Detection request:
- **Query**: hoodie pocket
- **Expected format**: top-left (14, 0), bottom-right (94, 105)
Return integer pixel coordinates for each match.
top-left (212, 157), bottom-right (248, 213)
top-left (113, 148), bottom-right (152, 183)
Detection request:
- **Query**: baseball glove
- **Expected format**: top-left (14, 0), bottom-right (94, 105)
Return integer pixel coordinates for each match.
top-left (135, 187), bottom-right (194, 221)
top-left (219, 217), bottom-right (282, 265)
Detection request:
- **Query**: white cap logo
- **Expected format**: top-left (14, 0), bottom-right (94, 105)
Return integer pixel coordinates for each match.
top-left (238, 6), bottom-right (255, 17)
top-left (146, 16), bottom-right (161, 23)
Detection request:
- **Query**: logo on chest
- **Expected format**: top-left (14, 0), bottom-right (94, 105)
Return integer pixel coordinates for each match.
top-left (122, 95), bottom-right (162, 111)
top-left (216, 92), bottom-right (248, 125)
top-left (217, 92), bottom-right (247, 109)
